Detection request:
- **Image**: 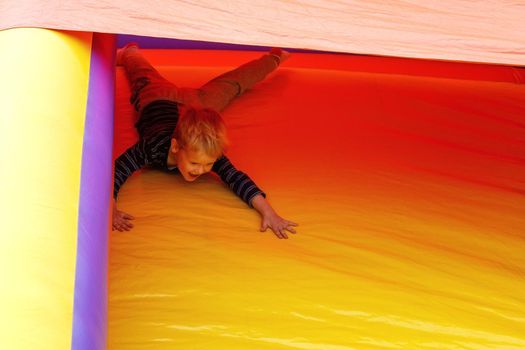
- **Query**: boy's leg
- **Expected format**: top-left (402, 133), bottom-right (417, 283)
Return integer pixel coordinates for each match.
top-left (196, 52), bottom-right (282, 112)
top-left (118, 44), bottom-right (180, 112)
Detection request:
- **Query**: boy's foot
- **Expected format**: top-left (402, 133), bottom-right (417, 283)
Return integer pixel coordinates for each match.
top-left (269, 47), bottom-right (291, 65)
top-left (116, 42), bottom-right (139, 66)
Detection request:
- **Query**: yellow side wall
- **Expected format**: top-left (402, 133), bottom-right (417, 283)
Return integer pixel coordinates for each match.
top-left (0, 28), bottom-right (92, 349)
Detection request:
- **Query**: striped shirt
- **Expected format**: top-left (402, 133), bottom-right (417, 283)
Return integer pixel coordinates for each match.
top-left (114, 100), bottom-right (265, 207)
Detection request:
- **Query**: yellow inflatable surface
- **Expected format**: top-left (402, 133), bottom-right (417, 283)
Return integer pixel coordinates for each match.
top-left (109, 50), bottom-right (525, 349)
top-left (0, 28), bottom-right (92, 349)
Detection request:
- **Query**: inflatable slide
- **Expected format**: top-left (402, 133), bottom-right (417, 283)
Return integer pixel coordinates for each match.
top-left (1, 2), bottom-right (524, 349)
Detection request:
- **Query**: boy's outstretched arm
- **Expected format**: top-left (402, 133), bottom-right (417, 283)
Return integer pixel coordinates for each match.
top-left (112, 139), bottom-right (149, 232)
top-left (251, 194), bottom-right (298, 239)
top-left (212, 156), bottom-right (298, 239)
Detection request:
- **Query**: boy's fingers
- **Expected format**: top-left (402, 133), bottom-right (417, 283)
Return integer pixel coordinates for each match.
top-left (123, 213), bottom-right (135, 220)
top-left (123, 220), bottom-right (133, 228)
top-left (285, 222), bottom-right (298, 232)
top-left (113, 219), bottom-right (134, 232)
top-left (274, 227), bottom-right (287, 239)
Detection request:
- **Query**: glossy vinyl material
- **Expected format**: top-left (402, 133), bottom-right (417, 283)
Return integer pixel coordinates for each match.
top-left (110, 50), bottom-right (525, 349)
top-left (0, 28), bottom-right (92, 349)
top-left (73, 32), bottom-right (115, 350)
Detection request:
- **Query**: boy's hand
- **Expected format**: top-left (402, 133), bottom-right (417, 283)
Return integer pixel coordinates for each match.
top-left (251, 194), bottom-right (298, 239)
top-left (112, 204), bottom-right (135, 232)
top-left (260, 212), bottom-right (298, 239)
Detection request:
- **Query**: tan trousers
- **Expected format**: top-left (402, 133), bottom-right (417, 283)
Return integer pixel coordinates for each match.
top-left (120, 47), bottom-right (280, 114)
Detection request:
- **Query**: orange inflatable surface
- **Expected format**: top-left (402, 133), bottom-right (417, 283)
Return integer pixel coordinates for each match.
top-left (109, 50), bottom-right (525, 349)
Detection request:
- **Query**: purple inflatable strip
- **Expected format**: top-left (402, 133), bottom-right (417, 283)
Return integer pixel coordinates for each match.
top-left (117, 34), bottom-right (321, 53)
top-left (71, 33), bottom-right (116, 350)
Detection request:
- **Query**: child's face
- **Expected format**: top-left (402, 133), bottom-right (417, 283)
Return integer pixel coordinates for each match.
top-left (176, 147), bottom-right (217, 182)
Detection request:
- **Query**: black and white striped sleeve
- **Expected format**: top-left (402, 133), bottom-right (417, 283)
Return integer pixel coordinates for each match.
top-left (113, 140), bottom-right (149, 199)
top-left (212, 155), bottom-right (266, 207)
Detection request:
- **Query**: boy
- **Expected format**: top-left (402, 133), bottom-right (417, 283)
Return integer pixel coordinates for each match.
top-left (113, 44), bottom-right (298, 239)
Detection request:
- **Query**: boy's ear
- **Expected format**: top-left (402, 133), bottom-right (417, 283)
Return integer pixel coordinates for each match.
top-left (170, 138), bottom-right (180, 153)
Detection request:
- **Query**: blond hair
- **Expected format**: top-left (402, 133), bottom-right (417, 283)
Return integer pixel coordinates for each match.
top-left (173, 107), bottom-right (229, 157)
